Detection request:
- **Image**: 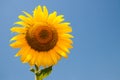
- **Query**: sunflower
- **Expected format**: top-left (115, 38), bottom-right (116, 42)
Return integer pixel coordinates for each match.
top-left (10, 5), bottom-right (73, 67)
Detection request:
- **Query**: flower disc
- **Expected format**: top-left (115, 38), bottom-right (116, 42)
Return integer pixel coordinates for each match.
top-left (10, 5), bottom-right (73, 67)
top-left (26, 24), bottom-right (58, 52)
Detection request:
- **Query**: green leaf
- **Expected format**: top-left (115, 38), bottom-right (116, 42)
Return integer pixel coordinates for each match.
top-left (37, 66), bottom-right (52, 80)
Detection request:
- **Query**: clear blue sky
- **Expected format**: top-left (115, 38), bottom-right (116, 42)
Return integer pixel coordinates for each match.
top-left (0, 0), bottom-right (120, 80)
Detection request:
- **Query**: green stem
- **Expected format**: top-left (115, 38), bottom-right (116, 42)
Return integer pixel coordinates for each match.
top-left (35, 75), bottom-right (42, 80)
top-left (35, 65), bottom-right (43, 80)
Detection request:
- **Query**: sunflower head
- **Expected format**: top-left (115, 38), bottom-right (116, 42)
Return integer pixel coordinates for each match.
top-left (10, 5), bottom-right (73, 67)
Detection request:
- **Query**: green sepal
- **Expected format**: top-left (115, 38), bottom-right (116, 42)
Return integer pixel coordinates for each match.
top-left (36, 66), bottom-right (52, 80)
top-left (30, 68), bottom-right (35, 73)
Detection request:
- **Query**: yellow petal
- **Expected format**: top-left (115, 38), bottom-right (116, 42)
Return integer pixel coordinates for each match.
top-left (43, 6), bottom-right (48, 19)
top-left (56, 23), bottom-right (72, 33)
top-left (47, 11), bottom-right (57, 23)
top-left (57, 39), bottom-right (73, 49)
top-left (59, 38), bottom-right (73, 44)
top-left (49, 50), bottom-right (61, 64)
top-left (29, 50), bottom-right (38, 66)
top-left (18, 15), bottom-right (33, 24)
top-left (14, 21), bottom-right (30, 27)
top-left (23, 11), bottom-right (33, 18)
top-left (15, 46), bottom-right (28, 57)
top-left (44, 52), bottom-right (52, 66)
top-left (23, 54), bottom-right (32, 63)
top-left (41, 52), bottom-right (48, 67)
top-left (54, 46), bottom-right (68, 58)
top-left (10, 27), bottom-right (26, 33)
top-left (21, 47), bottom-right (31, 63)
top-left (53, 15), bottom-right (64, 24)
top-left (57, 43), bottom-right (70, 53)
top-left (36, 52), bottom-right (43, 67)
top-left (33, 5), bottom-right (43, 21)
top-left (10, 34), bottom-right (25, 41)
top-left (10, 40), bottom-right (26, 48)
top-left (59, 34), bottom-right (74, 38)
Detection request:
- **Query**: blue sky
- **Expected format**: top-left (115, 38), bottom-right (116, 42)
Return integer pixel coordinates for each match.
top-left (0, 0), bottom-right (120, 80)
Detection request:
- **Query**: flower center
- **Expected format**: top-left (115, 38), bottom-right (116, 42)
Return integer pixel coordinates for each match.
top-left (26, 24), bottom-right (58, 52)
top-left (39, 30), bottom-right (49, 39)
